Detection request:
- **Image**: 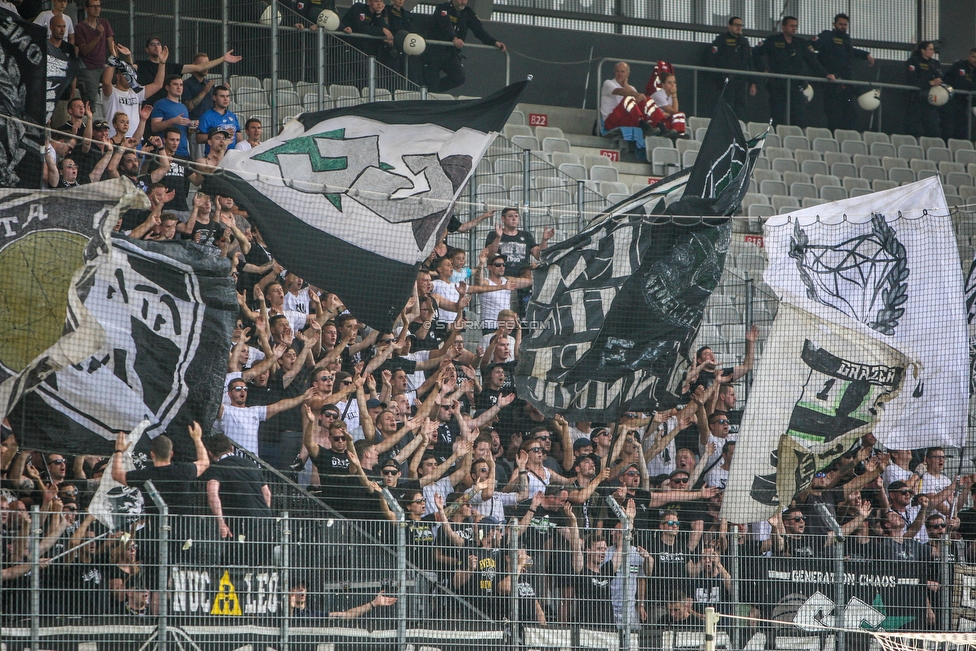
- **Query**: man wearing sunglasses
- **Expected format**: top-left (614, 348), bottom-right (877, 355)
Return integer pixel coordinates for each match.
top-left (887, 480), bottom-right (932, 543)
top-left (796, 454), bottom-right (887, 538)
top-left (768, 507), bottom-right (818, 557)
top-left (216, 378), bottom-right (312, 456)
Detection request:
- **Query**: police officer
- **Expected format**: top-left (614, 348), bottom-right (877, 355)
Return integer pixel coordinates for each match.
top-left (944, 48), bottom-right (976, 140)
top-left (423, 0), bottom-right (506, 93)
top-left (905, 41), bottom-right (943, 138)
top-left (753, 16), bottom-right (835, 127)
top-left (812, 13), bottom-right (874, 131)
top-left (707, 16), bottom-right (756, 117)
top-left (338, 0), bottom-right (392, 58)
top-left (383, 0), bottom-right (421, 83)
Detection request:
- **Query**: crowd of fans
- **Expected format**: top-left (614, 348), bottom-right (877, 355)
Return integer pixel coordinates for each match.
top-left (3, 0), bottom-right (976, 637)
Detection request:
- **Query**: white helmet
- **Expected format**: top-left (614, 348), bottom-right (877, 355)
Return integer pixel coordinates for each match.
top-left (801, 84), bottom-right (814, 102)
top-left (316, 9), bottom-right (340, 31)
top-left (857, 88), bottom-right (881, 111)
top-left (928, 84), bottom-right (953, 106)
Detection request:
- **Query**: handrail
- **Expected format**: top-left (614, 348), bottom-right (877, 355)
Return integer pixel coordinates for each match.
top-left (595, 57), bottom-right (976, 135)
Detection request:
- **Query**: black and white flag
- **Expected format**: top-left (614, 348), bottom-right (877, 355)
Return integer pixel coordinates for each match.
top-left (763, 177), bottom-right (967, 449)
top-left (11, 234), bottom-right (237, 458)
top-left (0, 180), bottom-right (149, 421)
top-left (0, 8), bottom-right (47, 188)
top-left (515, 97), bottom-right (764, 421)
top-left (205, 82), bottom-right (527, 329)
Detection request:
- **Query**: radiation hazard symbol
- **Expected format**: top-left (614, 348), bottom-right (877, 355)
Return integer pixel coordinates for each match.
top-left (210, 570), bottom-right (242, 616)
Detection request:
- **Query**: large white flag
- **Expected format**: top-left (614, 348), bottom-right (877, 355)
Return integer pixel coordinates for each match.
top-left (722, 299), bottom-right (911, 524)
top-left (763, 176), bottom-right (967, 449)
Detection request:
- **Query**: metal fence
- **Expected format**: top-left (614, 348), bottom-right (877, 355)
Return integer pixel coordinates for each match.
top-left (4, 480), bottom-right (975, 650)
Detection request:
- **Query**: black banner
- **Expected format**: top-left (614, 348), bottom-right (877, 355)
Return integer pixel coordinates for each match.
top-left (0, 8), bottom-right (47, 188)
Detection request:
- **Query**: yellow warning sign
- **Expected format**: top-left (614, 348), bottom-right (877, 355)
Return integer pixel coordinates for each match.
top-left (210, 570), bottom-right (242, 616)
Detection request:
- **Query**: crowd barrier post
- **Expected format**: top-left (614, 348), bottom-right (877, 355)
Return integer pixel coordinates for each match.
top-left (368, 57), bottom-right (377, 103)
top-left (145, 480), bottom-right (170, 651)
top-left (577, 179), bottom-right (586, 231)
top-left (172, 0), bottom-right (180, 64)
top-left (508, 518), bottom-right (521, 647)
top-left (744, 277), bottom-right (754, 402)
top-left (607, 494), bottom-right (633, 651)
top-left (317, 28), bottom-right (326, 112)
top-left (221, 0), bottom-right (229, 83)
top-left (729, 529), bottom-right (742, 650)
top-left (30, 505), bottom-right (41, 651)
top-left (281, 510), bottom-right (291, 651)
top-left (521, 148), bottom-right (532, 232)
top-left (270, 0), bottom-right (280, 136)
top-left (816, 501), bottom-right (846, 651)
top-left (381, 487), bottom-right (408, 650)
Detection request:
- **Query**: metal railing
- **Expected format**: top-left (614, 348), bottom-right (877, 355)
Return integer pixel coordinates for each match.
top-left (595, 57), bottom-right (976, 138)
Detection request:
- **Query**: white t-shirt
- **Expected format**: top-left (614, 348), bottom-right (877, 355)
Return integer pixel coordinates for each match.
top-left (478, 276), bottom-right (511, 330)
top-left (699, 433), bottom-right (729, 469)
top-left (920, 472), bottom-right (951, 498)
top-left (221, 371), bottom-right (243, 406)
top-left (706, 464), bottom-right (730, 489)
top-left (104, 86), bottom-right (145, 138)
top-left (336, 398), bottom-right (360, 437)
top-left (35, 11), bottom-right (74, 38)
top-left (237, 141), bottom-right (252, 151)
top-left (600, 78), bottom-right (626, 122)
top-left (644, 418), bottom-right (677, 477)
top-left (423, 476), bottom-right (454, 517)
top-left (280, 308), bottom-right (308, 334)
top-left (404, 350), bottom-right (431, 391)
top-left (432, 278), bottom-right (460, 324)
top-left (216, 404), bottom-right (267, 455)
top-left (651, 89), bottom-right (673, 109)
top-left (283, 288), bottom-right (312, 316)
top-left (478, 334), bottom-right (515, 362)
top-left (883, 464), bottom-right (914, 488)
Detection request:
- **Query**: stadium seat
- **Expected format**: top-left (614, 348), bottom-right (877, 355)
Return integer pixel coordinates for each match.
top-left (302, 93), bottom-right (331, 110)
top-left (236, 87), bottom-right (268, 107)
top-left (477, 182), bottom-right (507, 198)
top-left (765, 146), bottom-right (793, 161)
top-left (646, 135), bottom-right (675, 151)
top-left (947, 172), bottom-right (973, 188)
top-left (652, 148), bottom-right (680, 176)
top-left (533, 174), bottom-right (564, 191)
top-left (834, 129), bottom-right (862, 146)
top-left (831, 163), bottom-right (857, 179)
top-left (511, 135), bottom-right (540, 151)
top-left (910, 159), bottom-right (937, 174)
top-left (806, 127), bottom-right (833, 141)
top-left (748, 121), bottom-right (768, 137)
top-left (888, 168), bottom-right (915, 184)
top-left (748, 204), bottom-right (776, 217)
top-left (940, 160), bottom-right (965, 176)
top-left (860, 166), bottom-right (886, 182)
top-left (949, 138), bottom-right (974, 154)
top-left (605, 192), bottom-right (631, 204)
top-left (881, 157), bottom-right (908, 172)
top-left (863, 131), bottom-right (891, 148)
top-left (800, 160), bottom-right (828, 176)
top-left (957, 150), bottom-right (976, 166)
top-left (599, 180), bottom-right (629, 197)
top-left (813, 174), bottom-right (841, 190)
top-left (535, 126), bottom-right (565, 141)
top-left (631, 182), bottom-right (649, 193)
top-left (753, 169), bottom-right (781, 185)
top-left (802, 197), bottom-right (826, 208)
top-left (919, 136), bottom-right (946, 151)
top-left (738, 253), bottom-right (766, 274)
top-left (508, 186), bottom-right (541, 204)
top-left (898, 145), bottom-right (924, 161)
top-left (677, 139), bottom-right (700, 154)
top-left (824, 152), bottom-right (852, 167)
top-left (506, 110), bottom-right (525, 124)
top-left (872, 179), bottom-right (897, 191)
top-left (783, 135), bottom-right (811, 150)
top-left (794, 150), bottom-right (823, 166)
top-left (551, 152), bottom-right (581, 168)
top-left (928, 147), bottom-right (953, 164)
top-left (945, 194), bottom-right (964, 207)
top-left (812, 138), bottom-right (839, 154)
top-left (772, 195), bottom-right (799, 211)
top-left (229, 75), bottom-right (261, 93)
top-left (850, 187), bottom-right (874, 197)
top-left (853, 154), bottom-right (880, 170)
top-left (820, 185), bottom-right (848, 201)
top-left (741, 193), bottom-right (770, 212)
top-left (682, 150), bottom-right (698, 167)
top-left (764, 133), bottom-right (782, 148)
top-left (688, 116), bottom-right (711, 133)
top-left (753, 157), bottom-right (770, 170)
top-left (761, 180), bottom-right (788, 196)
top-left (790, 182), bottom-right (818, 199)
top-left (504, 124), bottom-right (532, 139)
top-left (264, 78), bottom-right (293, 94)
top-left (772, 158), bottom-right (798, 174)
top-left (843, 177), bottom-right (870, 193)
top-left (968, 163), bottom-right (976, 177)
top-left (583, 154), bottom-right (613, 170)
top-left (329, 84), bottom-right (359, 100)
top-left (333, 95), bottom-right (362, 108)
top-left (891, 133), bottom-right (918, 148)
top-left (500, 172), bottom-right (523, 189)
top-left (236, 102), bottom-right (268, 117)
top-left (694, 127), bottom-right (709, 141)
top-left (783, 171), bottom-right (811, 187)
top-left (918, 168), bottom-right (940, 181)
top-left (707, 305), bottom-right (742, 324)
top-left (960, 185), bottom-right (976, 200)
top-left (841, 139), bottom-right (868, 156)
top-left (276, 90), bottom-right (303, 110)
top-left (557, 163), bottom-right (587, 182)
top-left (870, 142), bottom-right (896, 158)
top-left (590, 165), bottom-right (619, 183)
top-left (542, 187), bottom-right (573, 206)
top-left (943, 183), bottom-right (958, 196)
top-left (494, 156), bottom-right (522, 174)
top-left (542, 137), bottom-right (571, 154)
top-left (776, 124), bottom-right (803, 138)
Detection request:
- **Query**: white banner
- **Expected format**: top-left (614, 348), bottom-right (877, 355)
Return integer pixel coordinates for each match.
top-left (763, 176), bottom-right (967, 449)
top-left (722, 300), bottom-right (911, 524)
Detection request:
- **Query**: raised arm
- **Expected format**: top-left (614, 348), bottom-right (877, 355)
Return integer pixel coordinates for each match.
top-left (301, 403), bottom-right (322, 460)
top-left (189, 421), bottom-right (210, 476)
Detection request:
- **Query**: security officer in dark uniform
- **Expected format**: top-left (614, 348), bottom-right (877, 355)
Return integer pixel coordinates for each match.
top-left (753, 15), bottom-right (835, 127)
top-left (423, 0), bottom-right (506, 93)
top-left (282, 0), bottom-right (333, 26)
top-left (812, 13), bottom-right (874, 131)
top-left (383, 0), bottom-right (421, 84)
top-left (707, 16), bottom-right (756, 117)
top-left (944, 48), bottom-right (976, 140)
top-left (338, 0), bottom-right (392, 58)
top-left (905, 41), bottom-right (943, 138)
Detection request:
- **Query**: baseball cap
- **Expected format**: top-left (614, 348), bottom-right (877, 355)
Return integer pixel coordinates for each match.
top-left (208, 126), bottom-right (232, 138)
top-left (366, 398), bottom-right (386, 410)
top-left (381, 458), bottom-right (400, 472)
top-left (572, 453), bottom-right (597, 470)
top-left (93, 119), bottom-right (109, 129)
top-left (573, 437), bottom-right (594, 452)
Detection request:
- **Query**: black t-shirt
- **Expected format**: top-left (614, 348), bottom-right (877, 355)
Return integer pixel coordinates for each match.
top-left (574, 563), bottom-right (616, 626)
top-left (266, 366), bottom-right (311, 434)
top-left (313, 448), bottom-right (351, 477)
top-left (135, 60), bottom-right (184, 104)
top-left (689, 569), bottom-right (732, 615)
top-left (645, 530), bottom-right (697, 586)
top-left (149, 154), bottom-right (192, 212)
top-left (514, 502), bottom-right (570, 551)
top-left (125, 462), bottom-right (198, 514)
top-left (202, 455), bottom-right (272, 518)
top-left (484, 230), bottom-right (537, 275)
top-left (187, 217), bottom-right (225, 247)
top-left (76, 143), bottom-right (109, 184)
top-left (406, 514), bottom-right (439, 569)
